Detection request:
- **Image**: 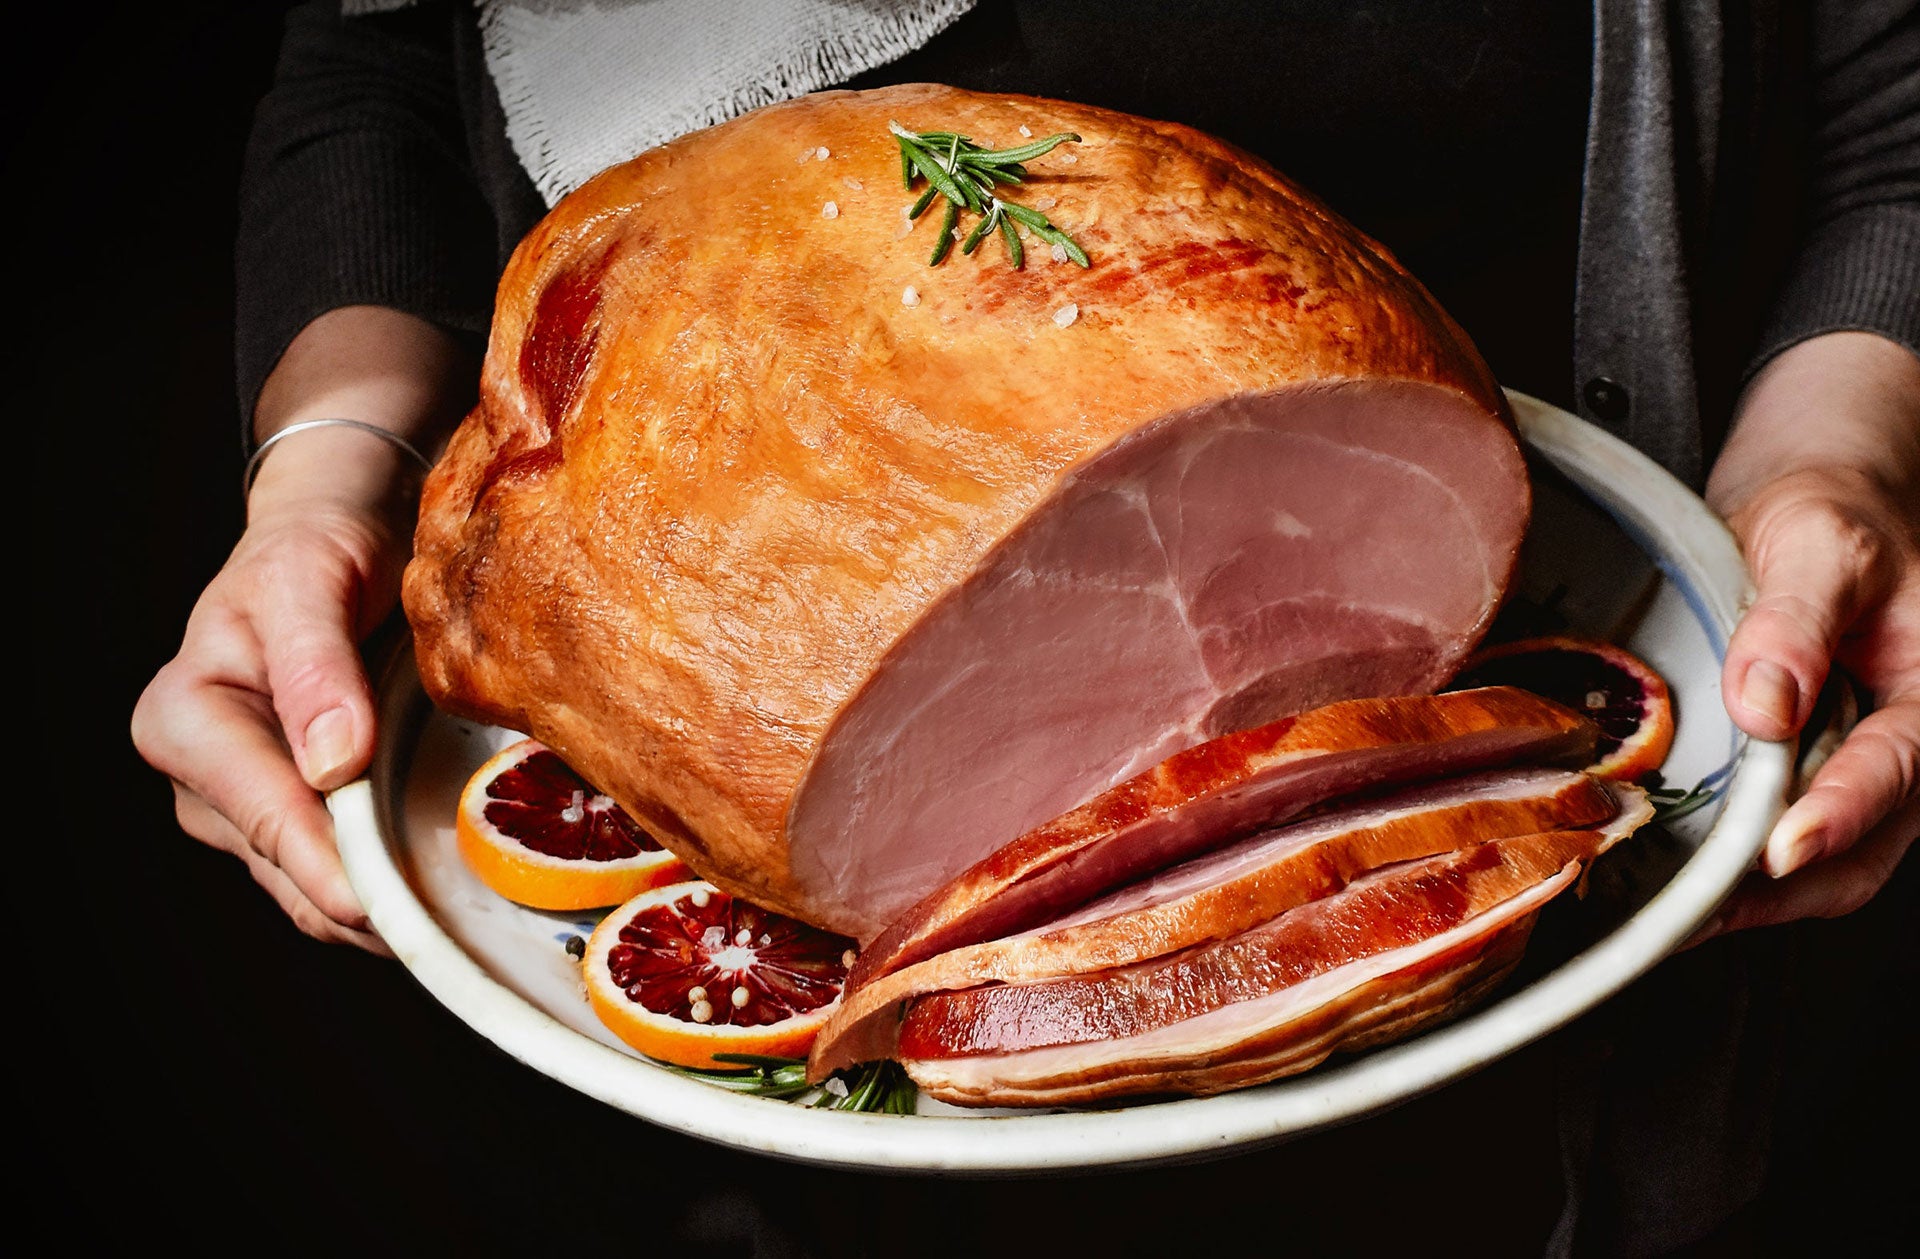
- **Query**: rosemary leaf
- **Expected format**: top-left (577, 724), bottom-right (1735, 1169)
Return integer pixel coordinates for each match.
top-left (710, 1052), bottom-right (807, 1070)
top-left (1650, 780), bottom-right (1717, 824)
top-left (999, 213), bottom-right (1025, 268)
top-left (930, 198), bottom-right (959, 265)
top-left (662, 1058), bottom-right (814, 1098)
top-left (997, 201), bottom-right (1052, 229)
top-left (1030, 221), bottom-right (1091, 267)
top-left (960, 207), bottom-right (998, 255)
top-left (971, 163), bottom-right (1026, 186)
top-left (897, 137), bottom-right (974, 210)
top-left (839, 1069), bottom-right (883, 1112)
top-left (968, 132), bottom-right (1082, 164)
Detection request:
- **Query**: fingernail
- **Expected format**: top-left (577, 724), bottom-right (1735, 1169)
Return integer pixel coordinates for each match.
top-left (301, 707), bottom-right (355, 787)
top-left (1741, 660), bottom-right (1798, 734)
top-left (1764, 805), bottom-right (1826, 878)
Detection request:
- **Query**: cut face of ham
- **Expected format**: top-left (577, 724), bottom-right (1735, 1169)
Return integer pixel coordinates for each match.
top-left (850, 687), bottom-right (1597, 986)
top-left (786, 381), bottom-right (1529, 936)
top-left (808, 767), bottom-right (1619, 1077)
top-left (897, 797), bottom-right (1649, 1104)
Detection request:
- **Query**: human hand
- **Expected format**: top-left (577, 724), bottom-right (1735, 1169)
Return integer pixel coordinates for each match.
top-left (131, 307), bottom-right (475, 951)
top-left (133, 455), bottom-right (413, 950)
top-left (1696, 331), bottom-right (1919, 939)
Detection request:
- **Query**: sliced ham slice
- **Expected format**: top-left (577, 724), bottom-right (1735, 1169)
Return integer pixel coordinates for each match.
top-left (899, 798), bottom-right (1650, 1104)
top-left (907, 915), bottom-right (1539, 1106)
top-left (850, 687), bottom-right (1597, 986)
top-left (809, 768), bottom-right (1620, 1077)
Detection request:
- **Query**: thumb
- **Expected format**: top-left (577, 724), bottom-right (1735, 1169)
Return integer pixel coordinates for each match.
top-left (1722, 492), bottom-right (1890, 743)
top-left (259, 547), bottom-right (381, 793)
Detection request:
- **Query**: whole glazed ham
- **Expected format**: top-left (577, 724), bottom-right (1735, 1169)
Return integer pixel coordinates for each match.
top-left (405, 83), bottom-right (1529, 940)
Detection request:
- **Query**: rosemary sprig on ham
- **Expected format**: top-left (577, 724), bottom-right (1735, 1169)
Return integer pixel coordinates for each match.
top-left (888, 121), bottom-right (1091, 268)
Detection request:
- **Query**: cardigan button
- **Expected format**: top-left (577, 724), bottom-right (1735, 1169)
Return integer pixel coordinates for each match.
top-left (1583, 376), bottom-right (1630, 423)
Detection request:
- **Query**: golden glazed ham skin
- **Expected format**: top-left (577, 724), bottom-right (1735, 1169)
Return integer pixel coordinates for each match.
top-left (404, 83), bottom-right (1530, 939)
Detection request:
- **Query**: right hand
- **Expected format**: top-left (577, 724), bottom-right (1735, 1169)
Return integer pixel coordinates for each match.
top-left (132, 306), bottom-right (476, 952)
top-left (132, 428), bottom-right (421, 951)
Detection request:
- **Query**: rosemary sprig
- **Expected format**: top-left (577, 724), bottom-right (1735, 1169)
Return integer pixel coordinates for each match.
top-left (1649, 778), bottom-right (1717, 824)
top-left (661, 1053), bottom-right (918, 1114)
top-left (889, 121), bottom-right (1091, 269)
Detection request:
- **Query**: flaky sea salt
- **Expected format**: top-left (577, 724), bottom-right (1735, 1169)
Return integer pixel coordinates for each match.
top-left (1053, 302), bottom-right (1079, 327)
top-left (1050, 242), bottom-right (1070, 263)
top-left (1031, 195), bottom-right (1057, 211)
top-left (1058, 152), bottom-right (1078, 164)
top-left (1018, 124), bottom-right (1033, 137)
top-left (797, 146), bottom-right (814, 164)
top-left (901, 285), bottom-right (921, 307)
top-left (823, 1077), bottom-right (850, 1098)
top-left (842, 176), bottom-right (864, 191)
top-left (816, 146), bottom-right (831, 160)
top-left (822, 200), bottom-right (839, 219)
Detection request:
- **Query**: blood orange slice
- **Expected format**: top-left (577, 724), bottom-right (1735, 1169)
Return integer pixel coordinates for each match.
top-left (456, 738), bottom-right (689, 910)
top-left (584, 881), bottom-right (856, 1068)
top-left (1451, 634), bottom-right (1674, 781)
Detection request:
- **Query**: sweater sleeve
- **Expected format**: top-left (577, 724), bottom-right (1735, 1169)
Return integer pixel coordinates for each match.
top-left (1750, 0), bottom-right (1920, 371)
top-left (234, 0), bottom-right (496, 441)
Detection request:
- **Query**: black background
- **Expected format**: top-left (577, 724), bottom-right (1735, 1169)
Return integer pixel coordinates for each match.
top-left (26, 3), bottom-right (1916, 1254)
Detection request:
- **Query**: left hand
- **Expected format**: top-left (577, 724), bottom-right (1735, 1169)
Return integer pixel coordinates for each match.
top-left (1694, 331), bottom-right (1919, 940)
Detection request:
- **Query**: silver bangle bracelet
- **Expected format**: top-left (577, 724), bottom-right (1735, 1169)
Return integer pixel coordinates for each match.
top-left (243, 418), bottom-right (436, 500)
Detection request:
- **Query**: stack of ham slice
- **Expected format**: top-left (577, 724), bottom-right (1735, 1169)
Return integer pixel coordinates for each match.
top-left (808, 686), bottom-right (1653, 1105)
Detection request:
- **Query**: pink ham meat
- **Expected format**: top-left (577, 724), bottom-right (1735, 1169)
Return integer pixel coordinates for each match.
top-left (784, 384), bottom-right (1531, 938)
top-left (402, 84), bottom-right (1532, 939)
top-left (850, 687), bottom-right (1598, 986)
top-left (897, 796), bottom-right (1650, 1105)
top-left (808, 767), bottom-right (1620, 1077)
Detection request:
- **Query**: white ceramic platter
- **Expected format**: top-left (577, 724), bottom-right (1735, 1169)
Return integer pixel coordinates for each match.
top-left (332, 391), bottom-right (1791, 1174)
